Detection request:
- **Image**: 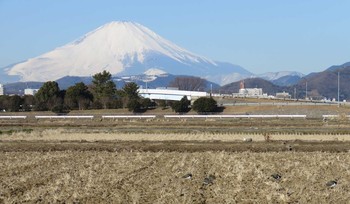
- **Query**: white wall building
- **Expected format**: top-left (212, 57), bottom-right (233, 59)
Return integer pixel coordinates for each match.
top-left (24, 88), bottom-right (39, 96)
top-left (0, 84), bottom-right (4, 95)
top-left (232, 81), bottom-right (267, 98)
top-left (138, 88), bottom-right (208, 101)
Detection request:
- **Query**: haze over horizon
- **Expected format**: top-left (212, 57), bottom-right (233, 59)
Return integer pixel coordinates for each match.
top-left (1, 0), bottom-right (350, 75)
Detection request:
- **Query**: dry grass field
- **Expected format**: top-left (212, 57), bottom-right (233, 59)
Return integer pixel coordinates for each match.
top-left (3, 129), bottom-right (350, 142)
top-left (1, 105), bottom-right (350, 203)
top-left (1, 150), bottom-right (350, 203)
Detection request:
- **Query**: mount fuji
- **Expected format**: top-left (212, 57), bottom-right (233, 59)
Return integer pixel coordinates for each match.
top-left (2, 21), bottom-right (252, 85)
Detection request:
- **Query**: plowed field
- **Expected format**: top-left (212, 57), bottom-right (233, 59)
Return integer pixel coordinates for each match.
top-left (1, 115), bottom-right (350, 203)
top-left (1, 140), bottom-right (350, 203)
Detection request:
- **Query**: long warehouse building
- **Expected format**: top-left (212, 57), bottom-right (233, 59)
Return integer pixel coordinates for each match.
top-left (138, 88), bottom-right (208, 101)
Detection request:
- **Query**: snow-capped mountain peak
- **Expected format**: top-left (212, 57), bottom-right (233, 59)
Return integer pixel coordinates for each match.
top-left (70, 21), bottom-right (215, 65)
top-left (4, 21), bottom-right (251, 85)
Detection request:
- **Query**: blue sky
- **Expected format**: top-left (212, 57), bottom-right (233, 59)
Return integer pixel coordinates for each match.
top-left (0, 0), bottom-right (349, 74)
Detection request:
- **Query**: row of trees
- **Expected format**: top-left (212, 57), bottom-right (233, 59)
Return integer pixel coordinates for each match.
top-left (0, 71), bottom-right (220, 114)
top-left (0, 71), bottom-right (145, 113)
top-left (33, 71), bottom-right (152, 113)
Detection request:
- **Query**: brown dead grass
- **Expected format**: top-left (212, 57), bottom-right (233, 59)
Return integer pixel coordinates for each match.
top-left (3, 129), bottom-right (350, 142)
top-left (1, 104), bottom-right (350, 203)
top-left (1, 151), bottom-right (349, 203)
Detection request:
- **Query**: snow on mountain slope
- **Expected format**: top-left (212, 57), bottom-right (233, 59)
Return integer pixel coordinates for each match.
top-left (144, 68), bottom-right (167, 76)
top-left (5, 21), bottom-right (251, 85)
top-left (258, 71), bottom-right (304, 81)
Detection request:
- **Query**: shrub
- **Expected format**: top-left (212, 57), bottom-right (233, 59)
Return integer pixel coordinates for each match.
top-left (140, 98), bottom-right (155, 109)
top-left (192, 97), bottom-right (217, 113)
top-left (52, 104), bottom-right (70, 115)
top-left (158, 100), bottom-right (167, 109)
top-left (33, 101), bottom-right (48, 111)
top-left (127, 99), bottom-right (141, 113)
top-left (171, 96), bottom-right (190, 113)
top-left (106, 99), bottom-right (123, 109)
top-left (91, 100), bottom-right (103, 109)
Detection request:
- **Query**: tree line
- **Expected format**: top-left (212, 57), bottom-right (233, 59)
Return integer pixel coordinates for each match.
top-left (0, 71), bottom-right (219, 114)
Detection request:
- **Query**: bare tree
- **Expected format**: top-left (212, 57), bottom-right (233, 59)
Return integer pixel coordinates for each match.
top-left (168, 76), bottom-right (206, 91)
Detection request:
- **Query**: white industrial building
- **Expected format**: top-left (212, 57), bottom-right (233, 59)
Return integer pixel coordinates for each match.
top-left (138, 88), bottom-right (208, 101)
top-left (233, 81), bottom-right (267, 98)
top-left (0, 84), bottom-right (4, 95)
top-left (24, 88), bottom-right (39, 96)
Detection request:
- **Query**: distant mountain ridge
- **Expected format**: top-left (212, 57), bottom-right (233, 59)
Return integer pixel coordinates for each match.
top-left (258, 71), bottom-right (304, 81)
top-left (258, 71), bottom-right (304, 86)
top-left (294, 61), bottom-right (350, 100)
top-left (2, 21), bottom-right (251, 85)
top-left (271, 75), bottom-right (302, 86)
top-left (325, 62), bottom-right (350, 72)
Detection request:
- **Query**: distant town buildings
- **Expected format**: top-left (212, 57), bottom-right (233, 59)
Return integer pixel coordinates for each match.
top-left (0, 84), bottom-right (4, 96)
top-left (24, 88), bottom-right (39, 96)
top-left (231, 81), bottom-right (295, 99)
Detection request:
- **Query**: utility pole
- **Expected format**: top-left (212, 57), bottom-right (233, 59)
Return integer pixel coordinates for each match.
top-left (294, 87), bottom-right (296, 100)
top-left (338, 72), bottom-right (340, 107)
top-left (305, 81), bottom-right (308, 100)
